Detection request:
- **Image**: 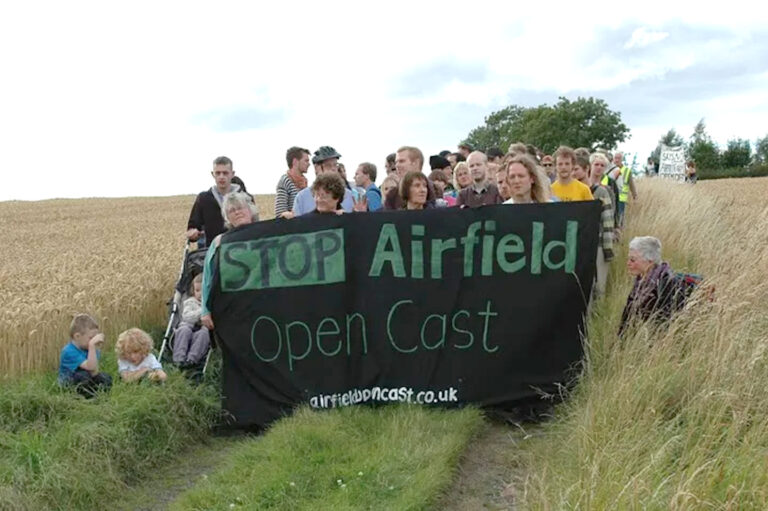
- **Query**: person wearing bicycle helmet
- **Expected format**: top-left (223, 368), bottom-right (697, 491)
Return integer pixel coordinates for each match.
top-left (289, 146), bottom-right (354, 217)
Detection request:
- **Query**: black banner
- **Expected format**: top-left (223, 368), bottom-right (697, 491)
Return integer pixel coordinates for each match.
top-left (211, 202), bottom-right (600, 428)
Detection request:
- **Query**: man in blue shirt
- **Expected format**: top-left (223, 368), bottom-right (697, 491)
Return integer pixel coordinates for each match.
top-left (353, 162), bottom-right (383, 211)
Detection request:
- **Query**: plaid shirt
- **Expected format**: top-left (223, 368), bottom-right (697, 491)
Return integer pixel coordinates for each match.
top-left (591, 184), bottom-right (614, 257)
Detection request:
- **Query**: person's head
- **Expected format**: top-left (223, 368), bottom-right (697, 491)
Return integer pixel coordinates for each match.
top-left (505, 154), bottom-right (550, 203)
top-left (286, 147), bottom-right (311, 174)
top-left (212, 156), bottom-right (234, 192)
top-left (589, 153), bottom-right (609, 181)
top-left (613, 151), bottom-right (624, 167)
top-left (486, 147), bottom-right (504, 164)
top-left (430, 155), bottom-right (453, 183)
top-left (115, 328), bottom-right (154, 366)
top-left (507, 142), bottom-right (528, 156)
top-left (395, 146), bottom-right (424, 177)
top-left (454, 162), bottom-right (471, 189)
top-left (457, 142), bottom-right (473, 158)
top-left (627, 236), bottom-right (662, 277)
top-left (573, 152), bottom-right (591, 184)
top-left (400, 171), bottom-right (429, 209)
top-left (312, 146), bottom-right (342, 176)
top-left (354, 162), bottom-right (377, 188)
top-left (467, 151), bottom-right (489, 184)
top-left (487, 162), bottom-right (500, 182)
top-left (70, 314), bottom-right (99, 348)
top-left (438, 150), bottom-right (452, 158)
top-left (222, 192), bottom-right (259, 229)
top-left (686, 160), bottom-right (696, 169)
top-left (495, 168), bottom-right (510, 200)
top-left (190, 273), bottom-right (203, 301)
top-left (337, 162), bottom-right (348, 181)
top-left (554, 146), bottom-right (575, 181)
top-left (312, 172), bottom-right (345, 213)
top-left (385, 153), bottom-right (397, 175)
top-left (380, 175), bottom-right (398, 198)
top-left (428, 170), bottom-right (448, 198)
top-left (446, 153), bottom-right (458, 167)
top-left (540, 155), bottom-right (554, 176)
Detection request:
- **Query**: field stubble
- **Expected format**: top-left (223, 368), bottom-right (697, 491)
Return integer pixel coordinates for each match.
top-left (0, 194), bottom-right (275, 377)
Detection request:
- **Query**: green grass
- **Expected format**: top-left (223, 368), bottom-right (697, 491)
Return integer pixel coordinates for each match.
top-left (171, 404), bottom-right (484, 511)
top-left (0, 370), bottom-right (219, 511)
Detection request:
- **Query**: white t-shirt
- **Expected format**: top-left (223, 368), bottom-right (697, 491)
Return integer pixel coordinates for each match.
top-left (118, 353), bottom-right (163, 374)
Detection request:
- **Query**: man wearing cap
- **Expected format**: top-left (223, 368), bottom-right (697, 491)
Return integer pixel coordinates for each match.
top-left (186, 156), bottom-right (241, 247)
top-left (291, 146), bottom-right (355, 217)
top-left (457, 151), bottom-right (503, 208)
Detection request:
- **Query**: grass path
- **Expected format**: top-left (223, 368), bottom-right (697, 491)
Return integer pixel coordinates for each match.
top-left (115, 436), bottom-right (248, 511)
top-left (436, 420), bottom-right (536, 510)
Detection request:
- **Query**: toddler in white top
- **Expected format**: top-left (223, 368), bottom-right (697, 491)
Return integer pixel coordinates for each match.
top-left (115, 328), bottom-right (167, 382)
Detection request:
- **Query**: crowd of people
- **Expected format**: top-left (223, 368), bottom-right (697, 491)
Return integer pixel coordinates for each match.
top-left (59, 140), bottom-right (703, 400)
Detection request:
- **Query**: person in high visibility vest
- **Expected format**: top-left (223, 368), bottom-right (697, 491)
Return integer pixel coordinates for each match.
top-left (609, 151), bottom-right (638, 227)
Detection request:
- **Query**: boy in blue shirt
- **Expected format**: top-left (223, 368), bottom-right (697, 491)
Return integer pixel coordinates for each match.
top-left (58, 314), bottom-right (112, 398)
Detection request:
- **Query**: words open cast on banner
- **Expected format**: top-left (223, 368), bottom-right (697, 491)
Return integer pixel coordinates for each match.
top-left (211, 202), bottom-right (600, 428)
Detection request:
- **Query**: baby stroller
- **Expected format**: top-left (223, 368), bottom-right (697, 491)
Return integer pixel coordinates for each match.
top-left (158, 241), bottom-right (213, 379)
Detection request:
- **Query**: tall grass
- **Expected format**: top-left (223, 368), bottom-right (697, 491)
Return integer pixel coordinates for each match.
top-left (0, 372), bottom-right (219, 511)
top-left (518, 177), bottom-right (768, 508)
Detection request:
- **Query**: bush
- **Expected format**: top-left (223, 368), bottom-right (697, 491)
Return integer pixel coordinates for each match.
top-left (697, 165), bottom-right (768, 180)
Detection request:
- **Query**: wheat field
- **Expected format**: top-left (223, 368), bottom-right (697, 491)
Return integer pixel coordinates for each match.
top-left (0, 194), bottom-right (275, 378)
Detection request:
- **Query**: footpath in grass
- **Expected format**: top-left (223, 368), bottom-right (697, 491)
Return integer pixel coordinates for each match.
top-left (170, 404), bottom-right (484, 511)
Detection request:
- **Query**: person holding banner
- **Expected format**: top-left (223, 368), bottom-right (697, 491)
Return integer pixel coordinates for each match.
top-left (400, 171), bottom-right (433, 210)
top-left (312, 173), bottom-right (347, 215)
top-left (200, 192), bottom-right (259, 330)
top-left (503, 154), bottom-right (552, 204)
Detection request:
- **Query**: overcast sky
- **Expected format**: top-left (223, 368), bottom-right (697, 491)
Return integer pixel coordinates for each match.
top-left (2, 0), bottom-right (766, 201)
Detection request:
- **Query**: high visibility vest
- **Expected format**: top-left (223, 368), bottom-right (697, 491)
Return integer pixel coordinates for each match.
top-left (601, 175), bottom-right (609, 186)
top-left (618, 166), bottom-right (632, 202)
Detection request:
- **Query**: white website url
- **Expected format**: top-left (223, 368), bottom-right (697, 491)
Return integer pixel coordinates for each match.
top-left (309, 386), bottom-right (459, 409)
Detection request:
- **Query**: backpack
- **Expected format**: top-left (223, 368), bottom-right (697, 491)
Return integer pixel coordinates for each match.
top-left (671, 272), bottom-right (714, 307)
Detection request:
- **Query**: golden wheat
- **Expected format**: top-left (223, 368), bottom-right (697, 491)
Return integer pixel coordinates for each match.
top-left (0, 194), bottom-right (275, 378)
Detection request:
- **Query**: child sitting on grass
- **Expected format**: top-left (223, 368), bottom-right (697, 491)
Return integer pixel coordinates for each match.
top-left (58, 314), bottom-right (113, 398)
top-left (115, 328), bottom-right (167, 383)
top-left (173, 273), bottom-right (210, 367)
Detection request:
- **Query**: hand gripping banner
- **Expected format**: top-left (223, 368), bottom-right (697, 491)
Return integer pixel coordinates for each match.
top-left (210, 202), bottom-right (600, 428)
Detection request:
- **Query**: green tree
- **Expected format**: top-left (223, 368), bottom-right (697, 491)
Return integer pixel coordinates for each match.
top-left (464, 97), bottom-right (629, 154)
top-left (688, 119), bottom-right (721, 170)
top-left (650, 128), bottom-right (685, 164)
top-left (721, 138), bottom-right (751, 168)
top-left (753, 135), bottom-right (768, 165)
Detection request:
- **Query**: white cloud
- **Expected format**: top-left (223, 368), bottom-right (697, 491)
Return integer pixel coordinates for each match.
top-left (624, 27), bottom-right (669, 49)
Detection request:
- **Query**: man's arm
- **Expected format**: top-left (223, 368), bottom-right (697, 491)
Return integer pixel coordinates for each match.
top-left (274, 178), bottom-right (289, 218)
top-left (629, 173), bottom-right (638, 200)
top-left (186, 194), bottom-right (204, 240)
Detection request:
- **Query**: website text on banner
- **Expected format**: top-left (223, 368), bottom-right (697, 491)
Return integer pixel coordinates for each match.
top-left (210, 202), bottom-right (601, 428)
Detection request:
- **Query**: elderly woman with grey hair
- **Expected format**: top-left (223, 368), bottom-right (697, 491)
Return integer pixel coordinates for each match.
top-left (618, 236), bottom-right (683, 336)
top-left (200, 192), bottom-right (259, 330)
